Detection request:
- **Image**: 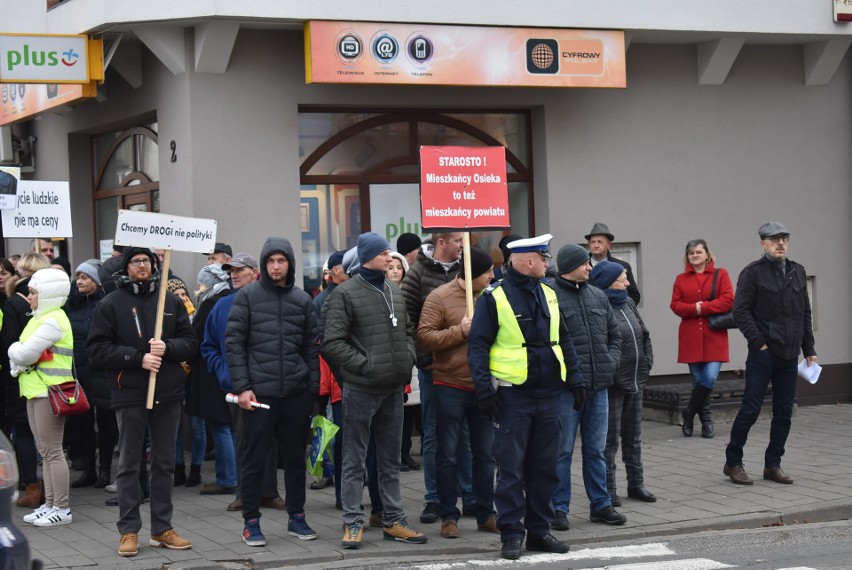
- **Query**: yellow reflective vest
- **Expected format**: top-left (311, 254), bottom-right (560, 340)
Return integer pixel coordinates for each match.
top-left (489, 285), bottom-right (566, 385)
top-left (17, 309), bottom-right (74, 399)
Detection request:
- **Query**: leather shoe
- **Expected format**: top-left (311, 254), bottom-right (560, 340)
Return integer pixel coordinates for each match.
top-left (627, 486), bottom-right (657, 502)
top-left (527, 533), bottom-right (569, 554)
top-left (723, 463), bottom-right (754, 485)
top-left (551, 510), bottom-right (569, 531)
top-left (226, 497), bottom-right (242, 511)
top-left (260, 496), bottom-right (287, 510)
top-left (200, 482), bottom-right (237, 495)
top-left (501, 536), bottom-right (523, 560)
top-left (763, 466), bottom-right (794, 484)
top-left (610, 493), bottom-right (622, 507)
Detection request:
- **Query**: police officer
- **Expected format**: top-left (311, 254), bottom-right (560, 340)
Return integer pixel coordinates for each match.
top-left (467, 234), bottom-right (583, 561)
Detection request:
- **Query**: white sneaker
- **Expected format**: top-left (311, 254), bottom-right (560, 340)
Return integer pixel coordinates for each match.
top-left (23, 504), bottom-right (51, 524)
top-left (33, 507), bottom-right (72, 527)
top-left (105, 483), bottom-right (117, 493)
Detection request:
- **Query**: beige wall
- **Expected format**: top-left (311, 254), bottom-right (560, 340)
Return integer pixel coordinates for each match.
top-left (15, 29), bottom-right (852, 376)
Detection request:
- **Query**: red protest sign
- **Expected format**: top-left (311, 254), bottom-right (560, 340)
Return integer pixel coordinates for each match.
top-left (419, 146), bottom-right (509, 231)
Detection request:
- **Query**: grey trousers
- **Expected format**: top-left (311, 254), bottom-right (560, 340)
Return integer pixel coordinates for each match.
top-left (115, 399), bottom-right (181, 535)
top-left (605, 387), bottom-right (645, 492)
top-left (341, 388), bottom-right (404, 526)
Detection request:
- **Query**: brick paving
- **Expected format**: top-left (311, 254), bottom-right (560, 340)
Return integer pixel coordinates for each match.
top-left (18, 403), bottom-right (852, 569)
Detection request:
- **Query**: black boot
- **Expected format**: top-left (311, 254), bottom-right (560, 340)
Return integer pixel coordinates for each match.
top-left (71, 464), bottom-right (98, 488)
top-left (698, 392), bottom-right (715, 438)
top-left (94, 467), bottom-right (111, 489)
top-left (682, 385), bottom-right (713, 437)
top-left (174, 464), bottom-right (186, 486)
top-left (185, 464), bottom-right (202, 487)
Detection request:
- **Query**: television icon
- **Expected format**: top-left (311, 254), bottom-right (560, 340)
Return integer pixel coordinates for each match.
top-left (337, 33), bottom-right (363, 62)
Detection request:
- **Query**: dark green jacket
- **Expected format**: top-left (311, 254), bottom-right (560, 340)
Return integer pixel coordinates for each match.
top-left (321, 275), bottom-right (415, 395)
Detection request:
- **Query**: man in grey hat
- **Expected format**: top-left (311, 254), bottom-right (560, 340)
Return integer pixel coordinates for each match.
top-left (724, 222), bottom-right (817, 485)
top-left (585, 223), bottom-right (640, 304)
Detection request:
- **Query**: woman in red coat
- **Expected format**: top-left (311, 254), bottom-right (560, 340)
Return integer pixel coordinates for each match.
top-left (670, 239), bottom-right (734, 438)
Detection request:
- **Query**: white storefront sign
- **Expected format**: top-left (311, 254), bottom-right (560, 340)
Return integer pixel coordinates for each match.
top-left (0, 34), bottom-right (92, 83)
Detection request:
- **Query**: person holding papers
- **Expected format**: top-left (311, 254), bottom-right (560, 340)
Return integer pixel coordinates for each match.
top-left (724, 222), bottom-right (817, 486)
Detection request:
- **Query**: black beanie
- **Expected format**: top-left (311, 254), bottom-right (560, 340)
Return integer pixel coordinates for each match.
top-left (461, 247), bottom-right (494, 279)
top-left (499, 234), bottom-right (523, 261)
top-left (396, 233), bottom-right (422, 256)
top-left (556, 243), bottom-right (589, 274)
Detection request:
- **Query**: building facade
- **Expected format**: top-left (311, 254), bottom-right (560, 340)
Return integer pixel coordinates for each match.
top-left (1, 1), bottom-right (850, 401)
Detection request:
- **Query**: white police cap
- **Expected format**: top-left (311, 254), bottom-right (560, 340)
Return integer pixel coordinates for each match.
top-left (506, 233), bottom-right (553, 258)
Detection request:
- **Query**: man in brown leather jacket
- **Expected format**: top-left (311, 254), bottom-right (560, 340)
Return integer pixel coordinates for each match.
top-left (416, 247), bottom-right (497, 539)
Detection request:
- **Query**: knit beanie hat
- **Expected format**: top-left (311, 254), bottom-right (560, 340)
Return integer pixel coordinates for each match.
top-left (557, 243), bottom-right (589, 274)
top-left (167, 277), bottom-right (189, 293)
top-left (590, 260), bottom-right (623, 289)
top-left (326, 250), bottom-right (345, 269)
top-left (357, 232), bottom-right (391, 265)
top-left (499, 234), bottom-right (523, 262)
top-left (75, 261), bottom-right (102, 286)
top-left (342, 248), bottom-right (360, 276)
top-left (51, 255), bottom-right (72, 277)
top-left (389, 251), bottom-right (409, 273)
top-left (462, 247), bottom-right (494, 279)
top-left (396, 233), bottom-right (422, 256)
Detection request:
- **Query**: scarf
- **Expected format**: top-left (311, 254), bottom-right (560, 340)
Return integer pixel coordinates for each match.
top-left (605, 288), bottom-right (628, 309)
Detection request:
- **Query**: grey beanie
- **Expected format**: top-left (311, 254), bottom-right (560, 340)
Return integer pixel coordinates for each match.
top-left (557, 243), bottom-right (589, 274)
top-left (197, 263), bottom-right (229, 287)
top-left (75, 261), bottom-right (102, 285)
top-left (357, 232), bottom-right (391, 265)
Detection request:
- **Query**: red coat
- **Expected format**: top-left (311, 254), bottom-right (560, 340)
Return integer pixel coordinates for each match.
top-left (670, 262), bottom-right (734, 363)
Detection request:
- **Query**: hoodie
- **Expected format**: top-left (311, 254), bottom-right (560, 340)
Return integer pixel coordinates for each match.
top-left (225, 237), bottom-right (319, 398)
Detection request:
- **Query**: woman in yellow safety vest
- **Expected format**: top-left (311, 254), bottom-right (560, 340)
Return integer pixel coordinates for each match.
top-left (7, 267), bottom-right (73, 528)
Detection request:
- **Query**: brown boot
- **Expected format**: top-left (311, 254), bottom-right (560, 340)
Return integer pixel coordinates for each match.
top-left (17, 482), bottom-right (43, 508)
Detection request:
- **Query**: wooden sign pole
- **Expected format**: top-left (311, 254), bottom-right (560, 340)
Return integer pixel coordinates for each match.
top-left (146, 249), bottom-right (171, 409)
top-left (462, 232), bottom-right (474, 317)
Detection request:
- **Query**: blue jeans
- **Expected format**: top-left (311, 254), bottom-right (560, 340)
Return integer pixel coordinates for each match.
top-left (209, 421), bottom-right (237, 487)
top-left (420, 369), bottom-right (475, 505)
top-left (435, 385), bottom-right (495, 523)
top-left (554, 387), bottom-right (611, 513)
top-left (688, 362), bottom-right (723, 390)
top-left (726, 349), bottom-right (797, 468)
top-left (175, 414), bottom-right (206, 466)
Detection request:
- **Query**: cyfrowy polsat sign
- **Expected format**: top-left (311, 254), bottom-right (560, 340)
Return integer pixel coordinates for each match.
top-left (114, 210), bottom-right (216, 254)
top-left (0, 180), bottom-right (72, 237)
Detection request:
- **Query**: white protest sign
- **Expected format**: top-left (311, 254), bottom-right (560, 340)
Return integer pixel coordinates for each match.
top-left (0, 166), bottom-right (20, 210)
top-left (114, 209), bottom-right (217, 254)
top-left (0, 180), bottom-right (72, 237)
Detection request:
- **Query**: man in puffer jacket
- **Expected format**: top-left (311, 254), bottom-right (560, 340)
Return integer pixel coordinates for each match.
top-left (323, 232), bottom-right (427, 550)
top-left (88, 247), bottom-right (196, 557)
top-left (551, 243), bottom-right (624, 530)
top-left (225, 237), bottom-right (319, 546)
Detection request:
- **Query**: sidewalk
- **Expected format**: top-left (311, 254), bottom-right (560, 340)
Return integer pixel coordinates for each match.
top-left (18, 403), bottom-right (852, 569)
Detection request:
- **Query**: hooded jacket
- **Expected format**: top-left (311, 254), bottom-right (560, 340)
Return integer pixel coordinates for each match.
top-left (87, 247), bottom-right (197, 408)
top-left (8, 268), bottom-right (73, 398)
top-left (1, 276), bottom-right (36, 420)
top-left (225, 238), bottom-right (319, 398)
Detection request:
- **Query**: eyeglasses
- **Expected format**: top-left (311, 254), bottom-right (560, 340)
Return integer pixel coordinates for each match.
top-left (764, 235), bottom-right (789, 244)
top-left (128, 259), bottom-right (152, 267)
top-left (616, 276), bottom-right (629, 284)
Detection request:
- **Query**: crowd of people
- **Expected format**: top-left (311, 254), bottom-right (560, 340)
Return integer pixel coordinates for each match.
top-left (0, 219), bottom-right (816, 560)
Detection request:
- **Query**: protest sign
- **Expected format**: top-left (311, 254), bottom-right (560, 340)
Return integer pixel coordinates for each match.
top-left (114, 209), bottom-right (217, 254)
top-left (114, 209), bottom-right (217, 407)
top-left (0, 180), bottom-right (72, 236)
top-left (420, 146), bottom-right (509, 314)
top-left (419, 146), bottom-right (510, 231)
top-left (0, 166), bottom-right (20, 210)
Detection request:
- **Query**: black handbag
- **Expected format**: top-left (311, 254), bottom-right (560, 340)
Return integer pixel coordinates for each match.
top-left (707, 269), bottom-right (737, 330)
